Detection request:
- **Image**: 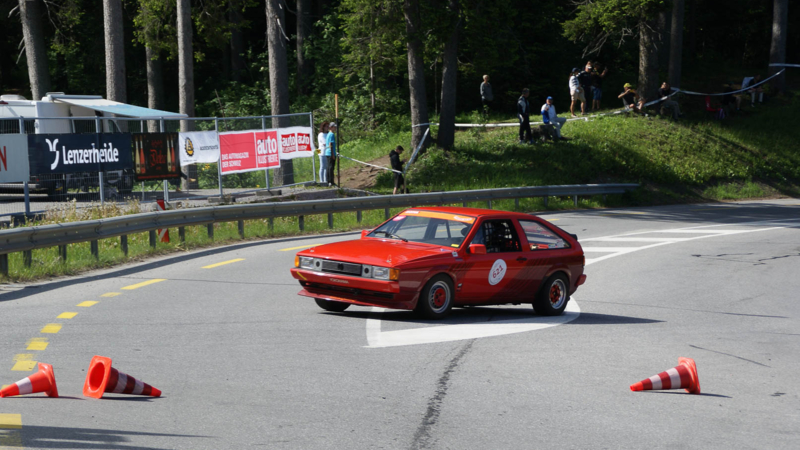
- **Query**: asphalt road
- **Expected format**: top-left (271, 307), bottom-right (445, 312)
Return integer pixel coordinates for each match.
top-left (1, 199), bottom-right (798, 449)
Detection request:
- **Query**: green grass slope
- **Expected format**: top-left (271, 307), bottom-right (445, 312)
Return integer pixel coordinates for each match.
top-left (371, 98), bottom-right (800, 203)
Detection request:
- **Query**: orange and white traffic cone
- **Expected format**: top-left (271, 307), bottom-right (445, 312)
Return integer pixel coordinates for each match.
top-left (156, 199), bottom-right (169, 243)
top-left (0, 362), bottom-right (59, 398)
top-left (83, 355), bottom-right (161, 399)
top-left (630, 357), bottom-right (700, 394)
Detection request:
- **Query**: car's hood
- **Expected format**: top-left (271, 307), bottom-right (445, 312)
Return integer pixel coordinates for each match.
top-left (300, 238), bottom-right (455, 267)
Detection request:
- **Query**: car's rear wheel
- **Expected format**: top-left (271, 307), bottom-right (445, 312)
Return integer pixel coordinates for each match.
top-left (415, 275), bottom-right (454, 319)
top-left (314, 298), bottom-right (350, 312)
top-left (533, 273), bottom-right (569, 316)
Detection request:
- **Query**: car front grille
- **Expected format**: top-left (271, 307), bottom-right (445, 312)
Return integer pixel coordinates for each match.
top-left (321, 260), bottom-right (362, 276)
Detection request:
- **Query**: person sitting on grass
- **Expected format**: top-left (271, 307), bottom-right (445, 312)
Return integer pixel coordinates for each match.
top-left (656, 82), bottom-right (682, 119)
top-left (618, 83), bottom-right (642, 114)
top-left (541, 96), bottom-right (568, 141)
top-left (742, 74), bottom-right (764, 107)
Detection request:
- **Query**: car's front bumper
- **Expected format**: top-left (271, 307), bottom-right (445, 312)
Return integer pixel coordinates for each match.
top-left (291, 268), bottom-right (415, 310)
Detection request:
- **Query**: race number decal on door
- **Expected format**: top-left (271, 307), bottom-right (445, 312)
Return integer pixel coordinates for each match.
top-left (488, 259), bottom-right (507, 285)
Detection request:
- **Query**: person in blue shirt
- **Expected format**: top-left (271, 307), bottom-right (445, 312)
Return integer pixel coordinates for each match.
top-left (541, 96), bottom-right (567, 141)
top-left (325, 122), bottom-right (338, 186)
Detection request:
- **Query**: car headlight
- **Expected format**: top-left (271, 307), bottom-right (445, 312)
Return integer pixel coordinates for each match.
top-left (372, 266), bottom-right (399, 281)
top-left (299, 256), bottom-right (315, 269)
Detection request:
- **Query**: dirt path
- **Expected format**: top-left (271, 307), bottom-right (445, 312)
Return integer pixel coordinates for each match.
top-left (337, 155), bottom-right (393, 190)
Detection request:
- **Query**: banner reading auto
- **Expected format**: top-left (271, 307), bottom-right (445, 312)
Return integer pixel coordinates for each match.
top-left (277, 126), bottom-right (315, 160)
top-left (219, 130), bottom-right (281, 174)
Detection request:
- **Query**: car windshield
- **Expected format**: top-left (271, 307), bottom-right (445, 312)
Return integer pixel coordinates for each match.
top-left (369, 210), bottom-right (476, 248)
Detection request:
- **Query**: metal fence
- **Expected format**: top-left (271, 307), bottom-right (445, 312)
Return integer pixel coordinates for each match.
top-left (0, 183), bottom-right (639, 276)
top-left (0, 113), bottom-right (315, 221)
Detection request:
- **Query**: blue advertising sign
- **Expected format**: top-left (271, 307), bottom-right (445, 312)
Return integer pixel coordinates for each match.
top-left (27, 133), bottom-right (133, 175)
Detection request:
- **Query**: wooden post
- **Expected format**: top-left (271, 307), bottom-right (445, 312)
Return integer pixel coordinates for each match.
top-left (121, 235), bottom-right (128, 256)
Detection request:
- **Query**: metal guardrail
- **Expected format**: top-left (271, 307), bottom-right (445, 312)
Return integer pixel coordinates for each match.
top-left (0, 183), bottom-right (638, 271)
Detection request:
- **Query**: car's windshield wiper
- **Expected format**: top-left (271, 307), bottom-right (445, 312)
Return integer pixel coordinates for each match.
top-left (375, 231), bottom-right (408, 242)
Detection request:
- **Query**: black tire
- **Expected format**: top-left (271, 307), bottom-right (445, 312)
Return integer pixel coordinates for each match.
top-left (314, 298), bottom-right (350, 312)
top-left (533, 273), bottom-right (570, 316)
top-left (415, 275), bottom-right (455, 319)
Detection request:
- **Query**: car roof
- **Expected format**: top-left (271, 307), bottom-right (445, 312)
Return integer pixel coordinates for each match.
top-left (411, 206), bottom-right (539, 220)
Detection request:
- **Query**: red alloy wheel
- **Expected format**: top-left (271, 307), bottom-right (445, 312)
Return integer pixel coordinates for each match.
top-left (432, 287), bottom-right (447, 308)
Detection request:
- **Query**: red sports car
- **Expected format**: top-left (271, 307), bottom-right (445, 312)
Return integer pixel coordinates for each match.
top-left (291, 207), bottom-right (586, 319)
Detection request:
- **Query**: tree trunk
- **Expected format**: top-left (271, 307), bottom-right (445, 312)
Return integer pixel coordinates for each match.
top-left (296, 0), bottom-right (310, 95)
top-left (438, 0), bottom-right (460, 151)
top-left (637, 18), bottom-right (660, 105)
top-left (103, 0), bottom-right (126, 103)
top-left (146, 46), bottom-right (164, 132)
top-left (403, 0), bottom-right (430, 152)
top-left (18, 0), bottom-right (51, 100)
top-left (177, 0), bottom-right (197, 189)
top-left (230, 0), bottom-right (245, 83)
top-left (769, 0), bottom-right (788, 94)
top-left (267, 0), bottom-right (294, 185)
top-left (668, 0), bottom-right (685, 88)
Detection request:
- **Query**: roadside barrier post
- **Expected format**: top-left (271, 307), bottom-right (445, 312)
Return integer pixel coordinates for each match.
top-left (58, 245), bottom-right (66, 261)
top-left (23, 251), bottom-right (32, 268)
top-left (95, 117), bottom-right (105, 205)
top-left (179, 227), bottom-right (186, 244)
top-left (487, 200), bottom-right (492, 209)
top-left (357, 210), bottom-right (362, 224)
top-left (19, 118), bottom-right (30, 216)
top-left (384, 208), bottom-right (390, 220)
top-left (149, 230), bottom-right (156, 248)
top-left (207, 223), bottom-right (214, 240)
top-left (238, 220), bottom-right (245, 239)
top-left (328, 213), bottom-right (333, 228)
top-left (0, 254), bottom-right (8, 277)
top-left (90, 241), bottom-right (98, 260)
top-left (268, 217), bottom-right (274, 231)
top-left (120, 235), bottom-right (128, 256)
top-left (515, 198), bottom-right (520, 210)
top-left (574, 195), bottom-right (578, 207)
top-left (299, 215), bottom-right (305, 231)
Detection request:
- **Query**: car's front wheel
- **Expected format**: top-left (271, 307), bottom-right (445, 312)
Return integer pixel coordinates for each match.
top-left (415, 275), bottom-right (454, 319)
top-left (533, 273), bottom-right (569, 316)
top-left (314, 298), bottom-right (350, 312)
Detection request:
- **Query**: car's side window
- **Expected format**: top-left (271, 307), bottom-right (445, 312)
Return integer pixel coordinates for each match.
top-left (519, 220), bottom-right (569, 250)
top-left (473, 220), bottom-right (521, 253)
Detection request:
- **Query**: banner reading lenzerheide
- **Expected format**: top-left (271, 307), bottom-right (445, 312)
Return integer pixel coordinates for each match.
top-left (177, 131), bottom-right (220, 165)
top-left (132, 133), bottom-right (180, 181)
top-left (28, 133), bottom-right (132, 175)
top-left (219, 130), bottom-right (280, 175)
top-left (278, 126), bottom-right (315, 160)
top-left (0, 135), bottom-right (31, 183)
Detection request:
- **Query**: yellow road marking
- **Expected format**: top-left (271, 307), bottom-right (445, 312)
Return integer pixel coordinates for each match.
top-left (0, 414), bottom-right (22, 429)
top-left (57, 312), bottom-right (77, 319)
top-left (0, 385), bottom-right (9, 390)
top-left (77, 301), bottom-right (98, 307)
top-left (0, 413), bottom-right (23, 449)
top-left (40, 324), bottom-right (62, 334)
top-left (26, 338), bottom-right (48, 351)
top-left (11, 355), bottom-right (35, 372)
top-left (202, 258), bottom-right (245, 269)
top-left (279, 243), bottom-right (323, 252)
top-left (101, 292), bottom-right (120, 297)
top-left (121, 279), bottom-right (166, 290)
top-left (544, 219), bottom-right (560, 222)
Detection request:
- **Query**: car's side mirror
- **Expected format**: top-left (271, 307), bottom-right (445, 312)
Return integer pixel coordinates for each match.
top-left (361, 230), bottom-right (370, 239)
top-left (469, 244), bottom-right (487, 255)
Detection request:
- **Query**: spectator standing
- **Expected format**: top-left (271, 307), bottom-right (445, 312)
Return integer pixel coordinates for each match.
top-left (743, 74), bottom-right (764, 107)
top-left (578, 63), bottom-right (594, 112)
top-left (569, 68), bottom-right (586, 117)
top-left (656, 82), bottom-right (682, 119)
top-left (590, 63), bottom-right (608, 112)
top-left (517, 88), bottom-right (533, 144)
top-left (326, 122), bottom-right (338, 187)
top-left (389, 145), bottom-right (405, 195)
top-left (480, 75), bottom-right (494, 118)
top-left (317, 121), bottom-right (329, 184)
top-left (618, 83), bottom-right (641, 113)
top-left (541, 96), bottom-right (567, 141)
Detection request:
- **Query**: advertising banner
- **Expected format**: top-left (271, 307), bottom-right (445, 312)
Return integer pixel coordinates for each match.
top-left (177, 131), bottom-right (220, 165)
top-left (219, 130), bottom-right (280, 174)
top-left (278, 126), bottom-right (315, 160)
top-left (132, 133), bottom-right (180, 181)
top-left (0, 135), bottom-right (31, 183)
top-left (28, 133), bottom-right (132, 175)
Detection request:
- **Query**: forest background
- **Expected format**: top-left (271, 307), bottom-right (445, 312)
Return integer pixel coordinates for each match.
top-left (0, 0), bottom-right (796, 185)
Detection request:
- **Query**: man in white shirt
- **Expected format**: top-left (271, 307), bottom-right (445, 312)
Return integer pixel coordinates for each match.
top-left (541, 96), bottom-right (567, 141)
